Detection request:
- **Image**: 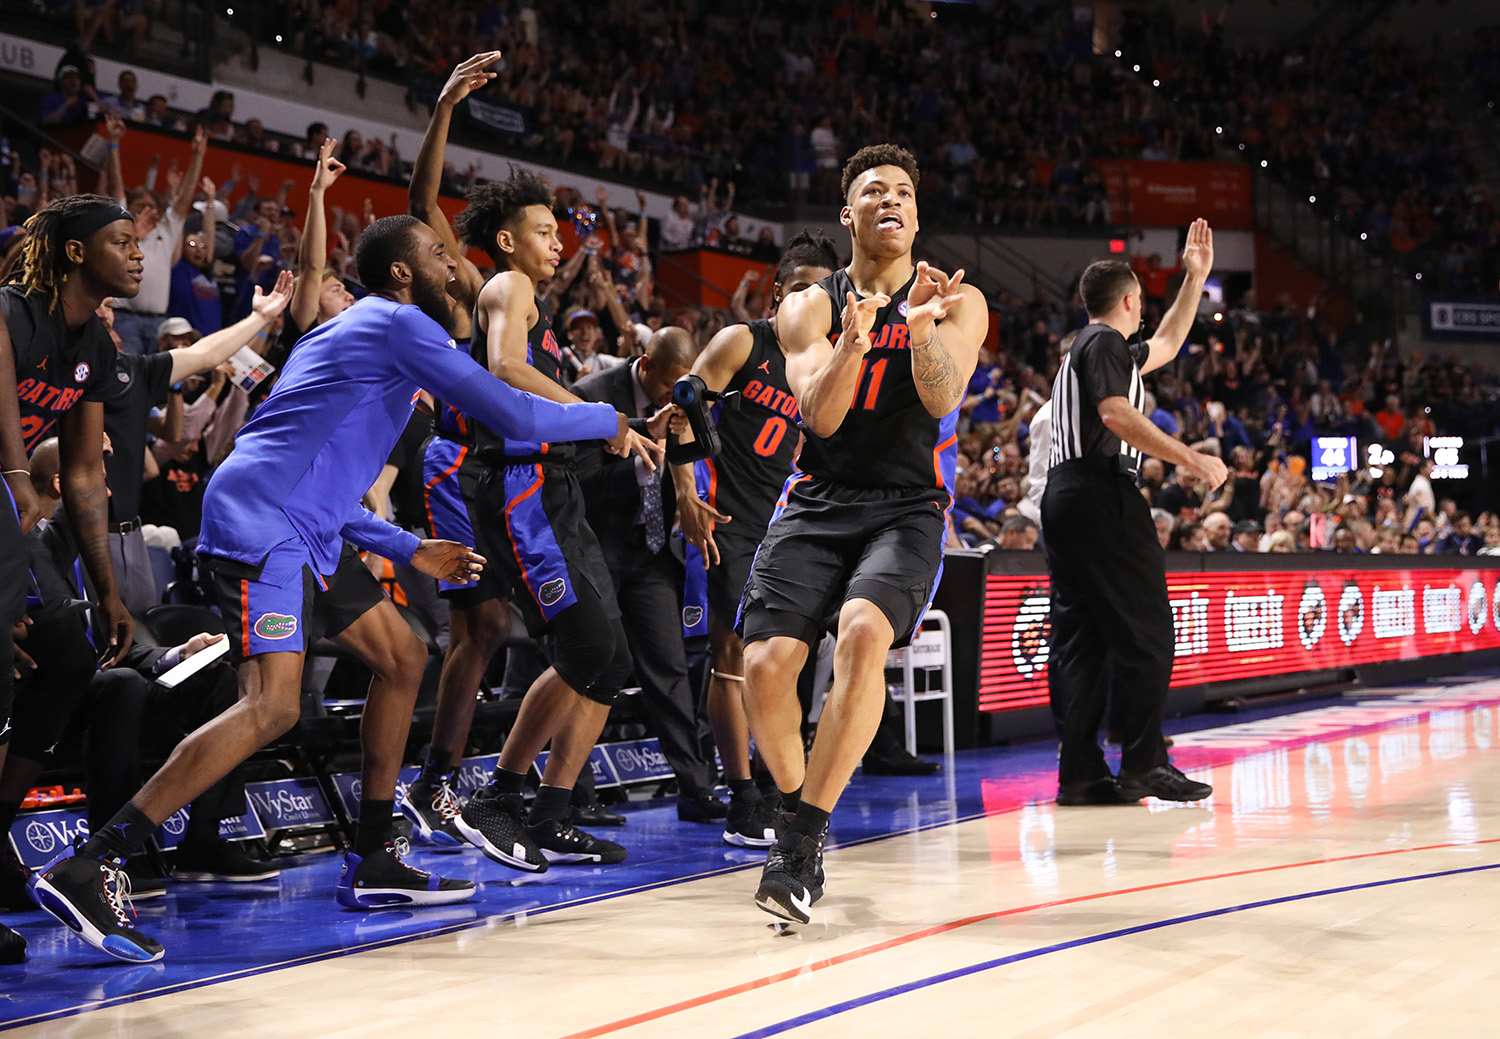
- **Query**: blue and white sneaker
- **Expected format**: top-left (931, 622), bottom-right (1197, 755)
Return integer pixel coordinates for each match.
top-left (335, 839), bottom-right (476, 909)
top-left (399, 777), bottom-right (466, 849)
top-left (29, 843), bottom-right (164, 962)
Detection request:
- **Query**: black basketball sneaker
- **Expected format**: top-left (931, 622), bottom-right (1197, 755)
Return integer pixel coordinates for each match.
top-left (527, 818), bottom-right (627, 864)
top-left (335, 838), bottom-right (476, 909)
top-left (454, 786), bottom-right (548, 872)
top-left (754, 830), bottom-right (826, 924)
top-left (400, 777), bottom-right (466, 849)
top-left (723, 796), bottom-right (784, 848)
top-left (30, 843), bottom-right (164, 962)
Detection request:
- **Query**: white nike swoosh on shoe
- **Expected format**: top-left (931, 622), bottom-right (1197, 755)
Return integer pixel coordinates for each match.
top-left (788, 888), bottom-right (812, 921)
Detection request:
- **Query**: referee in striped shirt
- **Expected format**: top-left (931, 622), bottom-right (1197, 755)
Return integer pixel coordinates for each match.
top-left (1044, 219), bottom-right (1227, 805)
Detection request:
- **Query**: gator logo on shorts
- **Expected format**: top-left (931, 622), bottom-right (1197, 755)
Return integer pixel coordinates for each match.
top-left (538, 579), bottom-right (567, 607)
top-left (254, 613), bottom-right (298, 640)
top-left (682, 606), bottom-right (704, 628)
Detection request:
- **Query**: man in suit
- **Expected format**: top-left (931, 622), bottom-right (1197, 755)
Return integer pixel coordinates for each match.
top-left (574, 328), bottom-right (724, 821)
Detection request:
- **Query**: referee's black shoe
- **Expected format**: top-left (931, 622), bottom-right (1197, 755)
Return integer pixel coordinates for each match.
top-left (1117, 764), bottom-right (1212, 802)
top-left (1056, 777), bottom-right (1142, 806)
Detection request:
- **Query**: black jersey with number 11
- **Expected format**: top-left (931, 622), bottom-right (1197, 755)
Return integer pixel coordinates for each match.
top-left (799, 269), bottom-right (959, 497)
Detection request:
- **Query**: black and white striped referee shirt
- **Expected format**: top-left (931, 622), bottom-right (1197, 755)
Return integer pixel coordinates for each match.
top-left (1047, 324), bottom-right (1148, 477)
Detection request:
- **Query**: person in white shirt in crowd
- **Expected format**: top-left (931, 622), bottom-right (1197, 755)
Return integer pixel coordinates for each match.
top-left (108, 123), bottom-right (208, 355)
top-left (1404, 457), bottom-right (1436, 526)
top-left (660, 195), bottom-right (697, 252)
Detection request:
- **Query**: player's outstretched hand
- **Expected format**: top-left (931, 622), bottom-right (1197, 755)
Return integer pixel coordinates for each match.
top-left (1182, 218), bottom-right (1214, 279)
top-left (605, 413), bottom-right (665, 471)
top-left (905, 261), bottom-right (966, 338)
top-left (839, 290), bottom-right (889, 355)
top-left (440, 52), bottom-right (502, 108)
top-left (251, 269), bottom-right (295, 322)
top-left (679, 493), bottom-right (730, 568)
top-left (412, 540), bottom-right (486, 584)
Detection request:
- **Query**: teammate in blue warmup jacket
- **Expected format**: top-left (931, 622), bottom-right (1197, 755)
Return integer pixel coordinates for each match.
top-left (30, 216), bottom-right (625, 963)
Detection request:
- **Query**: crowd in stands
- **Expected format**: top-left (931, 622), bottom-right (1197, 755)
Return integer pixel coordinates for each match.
top-left (25, 0), bottom-right (1500, 292)
top-left (9, 76), bottom-right (1500, 567)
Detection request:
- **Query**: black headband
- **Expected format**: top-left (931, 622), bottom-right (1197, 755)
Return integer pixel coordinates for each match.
top-left (61, 203), bottom-right (134, 244)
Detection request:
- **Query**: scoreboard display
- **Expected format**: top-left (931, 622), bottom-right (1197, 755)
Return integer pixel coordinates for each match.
top-left (979, 566), bottom-right (1500, 713)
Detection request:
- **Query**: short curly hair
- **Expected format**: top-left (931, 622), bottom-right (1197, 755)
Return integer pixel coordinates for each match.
top-left (453, 166), bottom-right (554, 266)
top-left (840, 144), bottom-right (920, 202)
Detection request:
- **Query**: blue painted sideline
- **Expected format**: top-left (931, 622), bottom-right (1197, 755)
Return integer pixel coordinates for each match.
top-left (728, 861), bottom-right (1500, 1039)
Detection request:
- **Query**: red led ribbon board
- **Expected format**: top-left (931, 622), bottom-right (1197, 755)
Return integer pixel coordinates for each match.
top-left (979, 568), bottom-right (1500, 713)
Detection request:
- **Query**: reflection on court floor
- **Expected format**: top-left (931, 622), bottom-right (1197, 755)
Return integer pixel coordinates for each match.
top-left (10, 677), bottom-right (1500, 1038)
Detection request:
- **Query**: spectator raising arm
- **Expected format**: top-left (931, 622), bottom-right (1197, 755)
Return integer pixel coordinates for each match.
top-left (101, 112), bottom-right (128, 205)
top-left (410, 52), bottom-right (500, 318)
top-left (289, 139), bottom-right (347, 332)
top-left (168, 125), bottom-right (209, 226)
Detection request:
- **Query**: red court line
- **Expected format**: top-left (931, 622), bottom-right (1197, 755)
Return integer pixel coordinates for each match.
top-left (557, 836), bottom-right (1500, 1039)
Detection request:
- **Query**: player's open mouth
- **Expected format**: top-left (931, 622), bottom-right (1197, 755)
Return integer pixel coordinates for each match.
top-left (877, 214), bottom-right (904, 230)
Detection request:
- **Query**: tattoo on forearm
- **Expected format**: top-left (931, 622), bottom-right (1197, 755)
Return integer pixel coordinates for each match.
top-left (66, 477), bottom-right (117, 596)
top-left (912, 324), bottom-right (962, 406)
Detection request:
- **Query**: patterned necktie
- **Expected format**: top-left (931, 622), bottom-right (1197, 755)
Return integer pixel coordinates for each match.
top-left (639, 465), bottom-right (666, 554)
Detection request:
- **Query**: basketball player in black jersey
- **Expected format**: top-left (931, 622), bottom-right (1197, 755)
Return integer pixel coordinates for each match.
top-left (671, 230), bottom-right (838, 848)
top-left (431, 164), bottom-right (659, 872)
top-left (739, 146), bottom-right (989, 923)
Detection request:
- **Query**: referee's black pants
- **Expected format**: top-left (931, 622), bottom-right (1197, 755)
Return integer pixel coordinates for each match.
top-left (1042, 460), bottom-right (1172, 785)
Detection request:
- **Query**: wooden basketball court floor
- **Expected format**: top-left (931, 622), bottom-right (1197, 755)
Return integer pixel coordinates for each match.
top-left (9, 674), bottom-right (1500, 1037)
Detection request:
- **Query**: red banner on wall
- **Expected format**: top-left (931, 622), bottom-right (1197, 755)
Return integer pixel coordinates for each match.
top-left (1097, 160), bottom-right (1252, 230)
top-left (980, 568), bottom-right (1500, 713)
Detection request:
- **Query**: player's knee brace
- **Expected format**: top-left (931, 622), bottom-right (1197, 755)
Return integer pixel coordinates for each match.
top-left (552, 619), bottom-right (625, 701)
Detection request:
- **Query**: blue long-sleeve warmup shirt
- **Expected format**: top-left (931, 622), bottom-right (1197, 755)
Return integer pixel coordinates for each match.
top-left (199, 295), bottom-right (618, 575)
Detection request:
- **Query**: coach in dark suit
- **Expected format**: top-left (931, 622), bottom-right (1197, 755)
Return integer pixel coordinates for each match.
top-left (573, 328), bottom-right (725, 820)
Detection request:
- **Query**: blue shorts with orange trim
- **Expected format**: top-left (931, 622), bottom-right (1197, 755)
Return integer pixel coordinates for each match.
top-left (204, 540), bottom-right (386, 662)
top-left (421, 436), bottom-right (514, 608)
top-left (496, 462), bottom-right (618, 637)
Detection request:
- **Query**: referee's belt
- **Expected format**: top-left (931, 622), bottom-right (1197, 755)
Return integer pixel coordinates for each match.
top-left (1054, 455), bottom-right (1138, 478)
top-left (109, 515), bottom-right (142, 534)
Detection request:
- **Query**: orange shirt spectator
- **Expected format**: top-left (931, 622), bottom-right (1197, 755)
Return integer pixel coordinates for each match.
top-left (1375, 395), bottom-right (1405, 440)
